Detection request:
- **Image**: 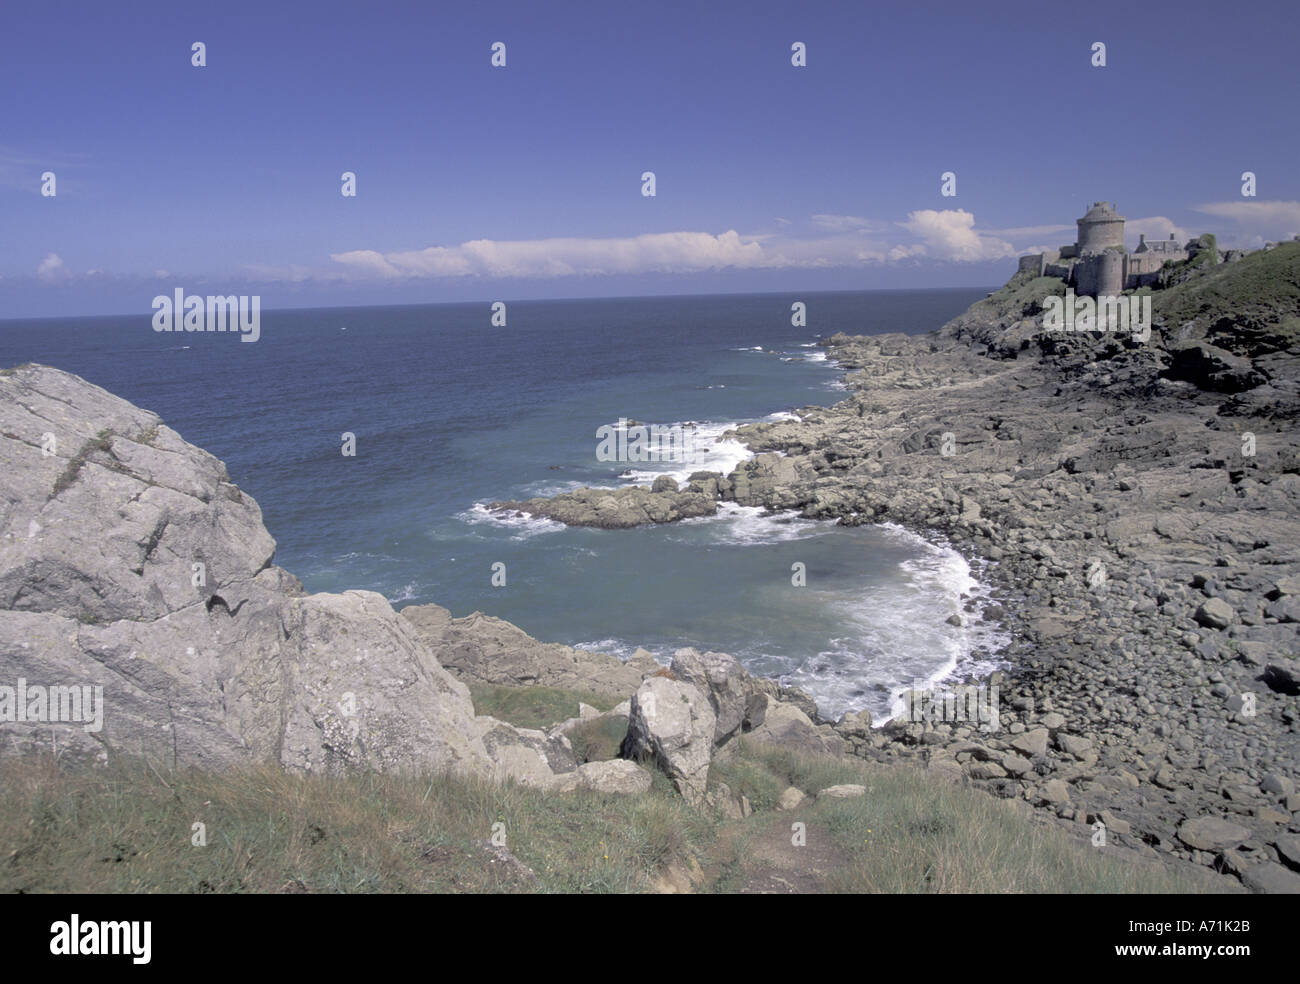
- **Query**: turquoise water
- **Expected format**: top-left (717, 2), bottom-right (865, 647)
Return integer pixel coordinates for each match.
top-left (0, 288), bottom-right (1005, 720)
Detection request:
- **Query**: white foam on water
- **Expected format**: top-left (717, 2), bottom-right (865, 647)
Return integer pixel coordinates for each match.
top-left (616, 419), bottom-right (752, 486)
top-left (675, 502), bottom-right (826, 545)
top-left (459, 502), bottom-right (565, 538)
top-left (517, 478), bottom-right (589, 497)
top-left (572, 638), bottom-right (659, 664)
top-left (613, 410), bottom-right (810, 487)
top-left (387, 582), bottom-right (420, 604)
top-left (782, 523), bottom-right (1008, 723)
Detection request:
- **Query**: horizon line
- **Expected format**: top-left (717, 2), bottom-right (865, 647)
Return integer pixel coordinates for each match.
top-left (0, 283), bottom-right (1001, 326)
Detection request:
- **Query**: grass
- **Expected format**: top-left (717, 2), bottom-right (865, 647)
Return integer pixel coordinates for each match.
top-left (0, 753), bottom-right (709, 894)
top-left (1155, 239), bottom-right (1300, 353)
top-left (51, 429), bottom-right (115, 497)
top-left (567, 715), bottom-right (629, 764)
top-left (986, 271), bottom-right (1069, 319)
top-left (708, 740), bottom-right (1226, 894)
top-left (0, 740), bottom-right (1231, 894)
top-left (467, 682), bottom-right (619, 731)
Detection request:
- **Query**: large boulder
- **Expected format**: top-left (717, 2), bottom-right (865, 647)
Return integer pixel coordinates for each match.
top-left (1162, 342), bottom-right (1265, 393)
top-left (0, 365), bottom-right (564, 785)
top-left (620, 676), bottom-right (715, 806)
top-left (553, 759), bottom-right (653, 795)
top-left (745, 697), bottom-right (846, 757)
top-left (669, 647), bottom-right (759, 746)
top-left (729, 453), bottom-right (809, 510)
top-left (1176, 816), bottom-right (1252, 851)
top-left (475, 718), bottom-right (578, 787)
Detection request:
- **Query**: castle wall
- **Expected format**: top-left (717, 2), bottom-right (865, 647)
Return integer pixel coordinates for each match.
top-left (1018, 254), bottom-right (1046, 276)
top-left (1018, 251), bottom-right (1061, 276)
top-left (1127, 253), bottom-right (1169, 277)
top-left (1075, 252), bottom-right (1124, 297)
top-left (1126, 270), bottom-right (1163, 289)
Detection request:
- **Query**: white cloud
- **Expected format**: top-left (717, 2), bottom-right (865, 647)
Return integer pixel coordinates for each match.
top-left (810, 213), bottom-right (875, 231)
top-left (1192, 200), bottom-right (1300, 245)
top-left (328, 212), bottom-right (1019, 284)
top-left (895, 209), bottom-right (1017, 261)
top-left (332, 230), bottom-right (774, 279)
top-left (1125, 215), bottom-right (1191, 246)
top-left (36, 253), bottom-right (64, 281)
top-left (987, 223), bottom-right (1074, 240)
top-left (887, 244), bottom-right (928, 262)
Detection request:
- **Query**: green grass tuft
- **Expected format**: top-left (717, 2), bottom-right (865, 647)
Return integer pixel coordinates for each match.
top-left (51, 429), bottom-right (116, 497)
top-left (467, 682), bottom-right (619, 731)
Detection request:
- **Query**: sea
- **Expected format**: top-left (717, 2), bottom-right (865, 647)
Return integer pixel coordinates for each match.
top-left (0, 288), bottom-right (1009, 723)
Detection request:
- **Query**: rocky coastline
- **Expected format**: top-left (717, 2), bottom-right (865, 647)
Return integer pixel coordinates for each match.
top-left (3, 239), bottom-right (1297, 892)
top-left (487, 240), bottom-right (1300, 892)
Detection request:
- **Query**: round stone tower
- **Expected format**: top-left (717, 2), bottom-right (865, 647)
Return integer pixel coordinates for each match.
top-left (1076, 201), bottom-right (1126, 253)
top-left (1076, 250), bottom-right (1124, 298)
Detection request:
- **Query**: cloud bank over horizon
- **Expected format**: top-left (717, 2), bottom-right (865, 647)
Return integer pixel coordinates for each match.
top-left (323, 207), bottom-right (1084, 284)
top-left (12, 202), bottom-right (1300, 308)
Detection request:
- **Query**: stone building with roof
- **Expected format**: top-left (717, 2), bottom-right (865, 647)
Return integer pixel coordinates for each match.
top-left (1017, 202), bottom-right (1191, 297)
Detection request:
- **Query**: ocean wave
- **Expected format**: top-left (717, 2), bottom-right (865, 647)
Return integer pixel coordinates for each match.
top-left (676, 502), bottom-right (826, 545)
top-left (614, 419), bottom-right (753, 485)
top-left (386, 582), bottom-right (420, 605)
top-left (459, 502), bottom-right (565, 538)
top-left (780, 524), bottom-right (1009, 723)
top-left (571, 638), bottom-right (660, 664)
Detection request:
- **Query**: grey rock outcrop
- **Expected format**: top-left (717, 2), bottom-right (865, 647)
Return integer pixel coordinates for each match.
top-left (553, 759), bottom-right (654, 795)
top-left (669, 647), bottom-right (761, 746)
top-left (1163, 342), bottom-right (1266, 393)
top-left (488, 483), bottom-right (719, 529)
top-left (620, 676), bottom-right (716, 807)
top-left (745, 698), bottom-right (846, 757)
top-left (400, 603), bottom-right (657, 700)
top-left (0, 366), bottom-right (569, 786)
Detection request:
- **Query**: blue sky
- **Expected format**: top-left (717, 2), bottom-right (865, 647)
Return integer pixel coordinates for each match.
top-left (3, 0), bottom-right (1298, 317)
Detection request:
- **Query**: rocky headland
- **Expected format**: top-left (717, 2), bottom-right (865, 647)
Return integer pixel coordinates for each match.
top-left (487, 239), bottom-right (1300, 892)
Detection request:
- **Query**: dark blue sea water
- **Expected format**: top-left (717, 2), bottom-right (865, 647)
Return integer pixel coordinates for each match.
top-left (1, 289), bottom-right (1006, 721)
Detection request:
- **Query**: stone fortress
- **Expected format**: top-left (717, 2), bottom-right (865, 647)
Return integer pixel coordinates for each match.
top-left (1018, 201), bottom-right (1204, 297)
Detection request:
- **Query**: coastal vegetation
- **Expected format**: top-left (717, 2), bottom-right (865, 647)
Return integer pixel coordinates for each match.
top-left (0, 743), bottom-right (1218, 894)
